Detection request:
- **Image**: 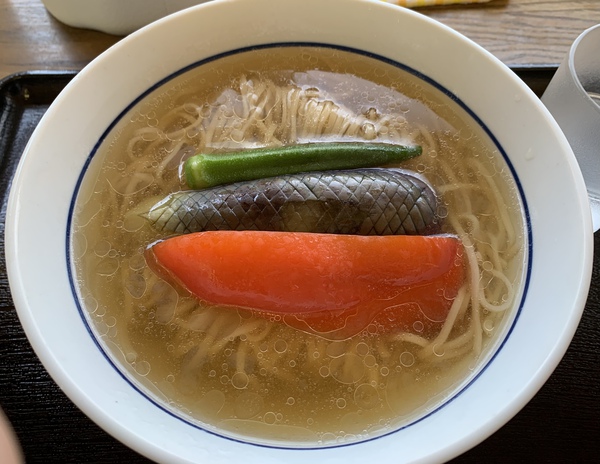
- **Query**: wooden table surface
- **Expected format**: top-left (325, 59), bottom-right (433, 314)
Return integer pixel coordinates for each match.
top-left (1, 0), bottom-right (600, 80)
top-left (1, 1), bottom-right (600, 463)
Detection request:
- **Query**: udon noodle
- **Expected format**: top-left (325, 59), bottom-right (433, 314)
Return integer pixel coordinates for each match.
top-left (71, 46), bottom-right (525, 445)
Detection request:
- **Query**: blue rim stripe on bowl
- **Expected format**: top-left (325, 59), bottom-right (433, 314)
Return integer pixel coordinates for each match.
top-left (65, 42), bottom-right (533, 450)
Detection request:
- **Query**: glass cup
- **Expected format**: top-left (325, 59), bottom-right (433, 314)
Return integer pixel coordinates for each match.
top-left (541, 24), bottom-right (600, 231)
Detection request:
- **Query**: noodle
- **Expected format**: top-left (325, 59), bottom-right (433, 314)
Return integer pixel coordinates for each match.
top-left (72, 46), bottom-right (525, 445)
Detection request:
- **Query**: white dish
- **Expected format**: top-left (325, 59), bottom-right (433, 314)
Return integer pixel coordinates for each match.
top-left (42, 0), bottom-right (211, 35)
top-left (6, 0), bottom-right (592, 462)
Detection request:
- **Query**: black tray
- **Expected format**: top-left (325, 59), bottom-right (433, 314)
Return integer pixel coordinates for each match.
top-left (0, 70), bottom-right (598, 463)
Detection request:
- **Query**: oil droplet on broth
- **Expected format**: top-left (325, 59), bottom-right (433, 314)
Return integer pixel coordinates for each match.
top-left (125, 273), bottom-right (147, 299)
top-left (400, 351), bottom-right (415, 367)
top-left (232, 372), bottom-right (250, 389)
top-left (196, 390), bottom-right (226, 417)
top-left (93, 240), bottom-right (112, 257)
top-left (95, 258), bottom-right (119, 276)
top-left (134, 360), bottom-right (151, 376)
top-left (273, 339), bottom-right (288, 354)
top-left (263, 411), bottom-right (278, 425)
top-left (83, 295), bottom-right (98, 313)
top-left (354, 383), bottom-right (380, 410)
top-left (329, 354), bottom-right (365, 384)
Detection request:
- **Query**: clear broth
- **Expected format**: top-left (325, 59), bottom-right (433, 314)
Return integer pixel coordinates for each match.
top-left (71, 46), bottom-right (526, 446)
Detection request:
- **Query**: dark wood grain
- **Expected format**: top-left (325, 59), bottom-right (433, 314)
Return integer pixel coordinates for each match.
top-left (1, 0), bottom-right (600, 81)
top-left (423, 0), bottom-right (600, 66)
top-left (0, 0), bottom-right (120, 79)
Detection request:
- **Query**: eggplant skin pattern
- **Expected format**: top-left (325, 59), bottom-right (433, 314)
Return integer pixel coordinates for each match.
top-left (145, 168), bottom-right (441, 236)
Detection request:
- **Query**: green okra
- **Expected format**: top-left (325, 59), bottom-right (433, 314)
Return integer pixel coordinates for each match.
top-left (184, 142), bottom-right (422, 189)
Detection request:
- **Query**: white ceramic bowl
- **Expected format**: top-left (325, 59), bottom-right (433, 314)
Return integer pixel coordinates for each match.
top-left (6, 0), bottom-right (593, 462)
